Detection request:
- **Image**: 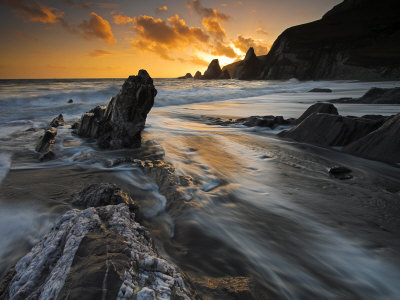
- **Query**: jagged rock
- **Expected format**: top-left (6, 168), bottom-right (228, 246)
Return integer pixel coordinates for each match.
top-left (203, 59), bottom-right (222, 79)
top-left (35, 128), bottom-right (56, 153)
top-left (236, 47), bottom-right (262, 80)
top-left (194, 71), bottom-right (202, 79)
top-left (344, 114), bottom-right (400, 163)
top-left (296, 103), bottom-right (338, 124)
top-left (76, 70), bottom-right (157, 149)
top-left (261, 0), bottom-right (400, 80)
top-left (0, 204), bottom-right (191, 300)
top-left (178, 73), bottom-right (193, 79)
top-left (49, 114), bottom-right (65, 127)
top-left (39, 150), bottom-right (55, 161)
top-left (72, 183), bottom-right (139, 213)
top-left (330, 87), bottom-right (400, 104)
top-left (219, 69), bottom-right (231, 79)
top-left (308, 88), bottom-right (332, 93)
top-left (67, 99), bottom-right (73, 103)
top-left (279, 113), bottom-right (383, 147)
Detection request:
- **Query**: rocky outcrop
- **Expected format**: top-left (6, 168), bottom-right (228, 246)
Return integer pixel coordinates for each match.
top-left (76, 70), bottom-right (157, 149)
top-left (260, 0), bottom-right (400, 80)
top-left (35, 127), bottom-right (57, 161)
top-left (204, 115), bottom-right (295, 128)
top-left (330, 87), bottom-right (400, 104)
top-left (308, 88), bottom-right (332, 93)
top-left (202, 59), bottom-right (222, 79)
top-left (178, 73), bottom-right (193, 79)
top-left (49, 114), bottom-right (65, 127)
top-left (296, 102), bottom-right (338, 124)
top-left (194, 71), bottom-right (202, 79)
top-left (279, 113), bottom-right (383, 147)
top-left (72, 183), bottom-right (139, 213)
top-left (344, 114), bottom-right (400, 163)
top-left (235, 47), bottom-right (262, 80)
top-left (219, 69), bottom-right (231, 79)
top-left (0, 184), bottom-right (192, 300)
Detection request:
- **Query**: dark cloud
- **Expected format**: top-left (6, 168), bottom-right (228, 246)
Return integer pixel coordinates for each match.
top-left (1, 0), bottom-right (64, 23)
top-left (233, 35), bottom-right (268, 56)
top-left (79, 12), bottom-right (116, 44)
top-left (88, 49), bottom-right (113, 57)
top-left (186, 0), bottom-right (229, 21)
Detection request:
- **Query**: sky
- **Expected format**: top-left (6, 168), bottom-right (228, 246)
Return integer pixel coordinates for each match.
top-left (0, 0), bottom-right (341, 79)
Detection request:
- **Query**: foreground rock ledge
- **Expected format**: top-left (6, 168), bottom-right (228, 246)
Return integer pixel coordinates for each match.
top-left (0, 197), bottom-right (191, 300)
top-left (77, 70), bottom-right (157, 149)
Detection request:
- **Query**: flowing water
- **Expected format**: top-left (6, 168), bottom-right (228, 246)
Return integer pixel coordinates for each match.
top-left (1, 78), bottom-right (400, 299)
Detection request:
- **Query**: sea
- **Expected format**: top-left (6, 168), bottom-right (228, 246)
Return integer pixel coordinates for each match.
top-left (1, 78), bottom-right (400, 298)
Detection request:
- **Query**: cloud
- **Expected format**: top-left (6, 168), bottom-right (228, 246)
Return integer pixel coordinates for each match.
top-left (212, 42), bottom-right (237, 58)
top-left (177, 56), bottom-right (209, 66)
top-left (13, 29), bottom-right (38, 41)
top-left (156, 5), bottom-right (168, 13)
top-left (113, 14), bottom-right (133, 24)
top-left (256, 27), bottom-right (268, 35)
top-left (63, 0), bottom-right (91, 9)
top-left (79, 12), bottom-right (116, 44)
top-left (201, 17), bottom-right (226, 41)
top-left (233, 35), bottom-right (268, 56)
top-left (88, 49), bottom-right (113, 57)
top-left (1, 0), bottom-right (64, 23)
top-left (186, 0), bottom-right (229, 21)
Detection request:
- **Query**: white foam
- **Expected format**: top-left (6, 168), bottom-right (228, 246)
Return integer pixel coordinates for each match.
top-left (0, 152), bottom-right (11, 184)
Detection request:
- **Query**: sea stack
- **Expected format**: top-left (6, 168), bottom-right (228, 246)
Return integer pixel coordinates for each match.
top-left (237, 47), bottom-right (262, 80)
top-left (203, 59), bottom-right (222, 79)
top-left (76, 70), bottom-right (157, 149)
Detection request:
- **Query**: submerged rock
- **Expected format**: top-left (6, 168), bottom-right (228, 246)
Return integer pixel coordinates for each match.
top-left (329, 166), bottom-right (353, 180)
top-left (296, 102), bottom-right (338, 124)
top-left (0, 204), bottom-right (191, 300)
top-left (237, 115), bottom-right (294, 128)
top-left (76, 70), bottom-right (157, 149)
top-left (330, 87), bottom-right (400, 104)
top-left (35, 127), bottom-right (57, 161)
top-left (344, 114), bottom-right (400, 163)
top-left (308, 88), bottom-right (332, 93)
top-left (67, 99), bottom-right (73, 103)
top-left (279, 113), bottom-right (382, 147)
top-left (203, 59), bottom-right (222, 79)
top-left (49, 114), bottom-right (65, 127)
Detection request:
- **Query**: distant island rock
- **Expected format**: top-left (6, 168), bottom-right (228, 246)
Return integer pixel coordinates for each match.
top-left (177, 73), bottom-right (193, 79)
top-left (76, 70), bottom-right (156, 149)
top-left (194, 71), bottom-right (202, 79)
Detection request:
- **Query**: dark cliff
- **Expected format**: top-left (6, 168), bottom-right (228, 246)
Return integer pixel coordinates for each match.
top-left (261, 0), bottom-right (400, 80)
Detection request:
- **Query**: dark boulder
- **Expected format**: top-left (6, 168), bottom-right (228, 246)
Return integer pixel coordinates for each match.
top-left (67, 99), bottom-right (73, 103)
top-left (329, 166), bottom-right (353, 180)
top-left (330, 87), bottom-right (400, 104)
top-left (203, 59), bottom-right (222, 79)
top-left (344, 114), bottom-right (400, 163)
top-left (194, 71), bottom-right (202, 79)
top-left (49, 114), bottom-right (65, 127)
top-left (236, 47), bottom-right (262, 80)
top-left (279, 113), bottom-right (383, 147)
top-left (308, 88), bottom-right (332, 93)
top-left (178, 73), bottom-right (193, 79)
top-left (296, 103), bottom-right (338, 124)
top-left (0, 203), bottom-right (191, 300)
top-left (76, 70), bottom-right (157, 149)
top-left (237, 115), bottom-right (293, 128)
top-left (35, 127), bottom-right (57, 160)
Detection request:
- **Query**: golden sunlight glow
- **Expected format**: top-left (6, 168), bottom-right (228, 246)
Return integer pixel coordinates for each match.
top-left (197, 52), bottom-right (238, 68)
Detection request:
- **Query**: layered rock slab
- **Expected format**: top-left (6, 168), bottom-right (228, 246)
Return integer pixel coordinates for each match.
top-left (77, 70), bottom-right (157, 149)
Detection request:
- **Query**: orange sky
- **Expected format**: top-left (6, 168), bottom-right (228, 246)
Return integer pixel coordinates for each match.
top-left (0, 0), bottom-right (341, 78)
